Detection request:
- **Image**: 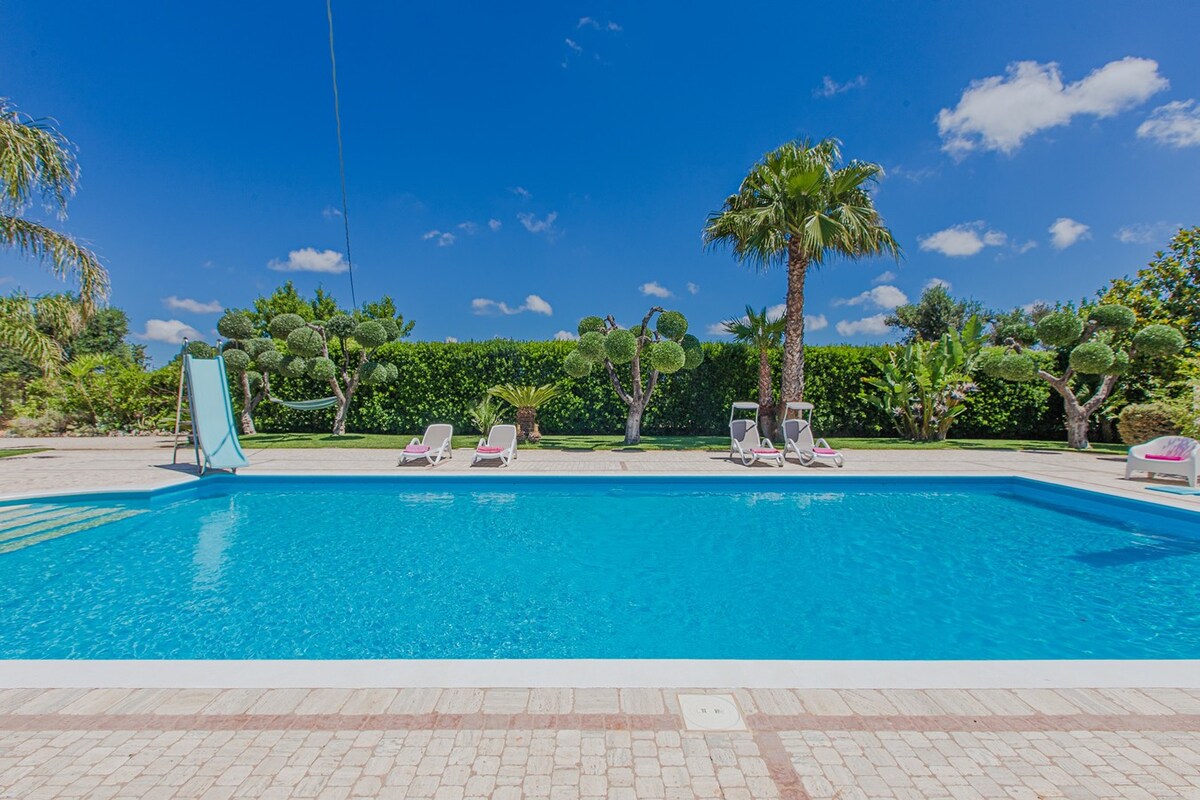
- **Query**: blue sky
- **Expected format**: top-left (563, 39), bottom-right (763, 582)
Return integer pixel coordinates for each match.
top-left (3, 1), bottom-right (1198, 364)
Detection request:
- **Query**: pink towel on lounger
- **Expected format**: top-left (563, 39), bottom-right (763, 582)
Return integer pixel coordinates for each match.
top-left (477, 445), bottom-right (504, 454)
top-left (1145, 453), bottom-right (1185, 461)
top-left (404, 444), bottom-right (431, 454)
top-left (752, 448), bottom-right (779, 455)
top-left (813, 447), bottom-right (838, 455)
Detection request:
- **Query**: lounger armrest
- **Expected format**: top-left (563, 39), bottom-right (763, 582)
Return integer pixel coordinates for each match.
top-left (408, 436), bottom-right (420, 446)
top-left (759, 437), bottom-right (774, 449)
top-left (816, 437), bottom-right (833, 450)
top-left (477, 438), bottom-right (486, 448)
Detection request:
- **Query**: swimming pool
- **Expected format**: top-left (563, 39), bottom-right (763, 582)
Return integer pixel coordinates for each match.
top-left (1, 476), bottom-right (1198, 660)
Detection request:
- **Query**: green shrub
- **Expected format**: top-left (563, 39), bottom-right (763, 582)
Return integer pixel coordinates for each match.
top-left (1069, 341), bottom-right (1115, 374)
top-left (268, 313), bottom-right (306, 339)
top-left (1117, 402), bottom-right (1180, 444)
top-left (1035, 312), bottom-right (1084, 347)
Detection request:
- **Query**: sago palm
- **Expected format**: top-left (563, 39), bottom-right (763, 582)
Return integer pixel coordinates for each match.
top-left (722, 305), bottom-right (785, 426)
top-left (704, 138), bottom-right (899, 402)
top-left (1, 98), bottom-right (108, 372)
top-left (488, 383), bottom-right (561, 443)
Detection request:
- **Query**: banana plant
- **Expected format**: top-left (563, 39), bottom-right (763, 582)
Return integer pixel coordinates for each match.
top-left (864, 316), bottom-right (986, 441)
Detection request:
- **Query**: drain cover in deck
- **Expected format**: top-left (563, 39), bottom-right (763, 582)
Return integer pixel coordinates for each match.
top-left (677, 693), bottom-right (746, 731)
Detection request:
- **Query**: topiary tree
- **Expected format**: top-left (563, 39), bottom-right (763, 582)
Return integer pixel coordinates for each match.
top-left (980, 303), bottom-right (1185, 449)
top-left (562, 307), bottom-right (703, 445)
top-left (218, 305), bottom-right (407, 436)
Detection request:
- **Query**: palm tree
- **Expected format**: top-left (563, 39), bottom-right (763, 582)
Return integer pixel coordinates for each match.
top-left (722, 305), bottom-right (786, 432)
top-left (0, 293), bottom-right (83, 373)
top-left (488, 383), bottom-right (561, 443)
top-left (704, 138), bottom-right (899, 403)
top-left (1, 98), bottom-right (108, 372)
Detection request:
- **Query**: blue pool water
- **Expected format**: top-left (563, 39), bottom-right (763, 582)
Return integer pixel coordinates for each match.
top-left (1, 476), bottom-right (1198, 660)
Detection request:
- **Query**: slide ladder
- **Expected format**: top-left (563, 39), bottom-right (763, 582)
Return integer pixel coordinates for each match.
top-left (171, 341), bottom-right (250, 475)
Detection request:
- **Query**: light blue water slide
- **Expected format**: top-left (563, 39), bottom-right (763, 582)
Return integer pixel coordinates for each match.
top-left (183, 354), bottom-right (250, 474)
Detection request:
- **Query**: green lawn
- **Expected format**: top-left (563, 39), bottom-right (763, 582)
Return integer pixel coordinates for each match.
top-left (0, 447), bottom-right (51, 459)
top-left (239, 432), bottom-right (1127, 454)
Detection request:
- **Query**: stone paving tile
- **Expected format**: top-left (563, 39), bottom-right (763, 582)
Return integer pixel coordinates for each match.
top-left (3, 690), bottom-right (1200, 798)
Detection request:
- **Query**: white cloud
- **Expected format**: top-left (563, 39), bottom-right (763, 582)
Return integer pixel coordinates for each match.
top-left (835, 314), bottom-right (891, 337)
top-left (835, 285), bottom-right (908, 309)
top-left (918, 222), bottom-right (1007, 257)
top-left (937, 57), bottom-right (1168, 156)
top-left (577, 17), bottom-right (621, 31)
top-left (510, 186), bottom-right (531, 199)
top-left (0, 276), bottom-right (13, 286)
top-left (472, 294), bottom-right (554, 316)
top-left (518, 211), bottom-right (558, 234)
top-left (639, 281), bottom-right (672, 298)
top-left (1048, 217), bottom-right (1091, 250)
top-left (444, 336), bottom-right (458, 344)
top-left (137, 319), bottom-right (202, 344)
top-left (564, 38), bottom-right (582, 54)
top-left (164, 296), bottom-right (223, 314)
top-left (267, 247), bottom-right (348, 273)
top-left (814, 75), bottom-right (867, 98)
top-left (887, 164), bottom-right (938, 183)
top-left (686, 282), bottom-right (699, 295)
top-left (1115, 221), bottom-right (1180, 245)
top-left (1137, 100), bottom-right (1200, 147)
top-left (488, 218), bottom-right (502, 232)
top-left (553, 330), bottom-right (578, 341)
top-left (321, 205), bottom-right (342, 219)
top-left (1016, 240), bottom-right (1039, 254)
top-left (806, 314), bottom-right (829, 332)
top-left (1021, 299), bottom-right (1050, 314)
top-left (422, 230), bottom-right (456, 247)
top-left (457, 221), bottom-right (479, 235)
top-left (924, 278), bottom-right (952, 291)
top-left (871, 270), bottom-right (896, 284)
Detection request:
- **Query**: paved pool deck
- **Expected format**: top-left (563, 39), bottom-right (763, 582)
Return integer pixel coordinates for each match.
top-left (1, 439), bottom-right (1198, 799)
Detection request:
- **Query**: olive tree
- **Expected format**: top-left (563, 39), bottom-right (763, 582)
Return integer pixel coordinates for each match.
top-left (562, 307), bottom-right (703, 445)
top-left (218, 309), bottom-right (404, 436)
top-left (979, 304), bottom-right (1185, 449)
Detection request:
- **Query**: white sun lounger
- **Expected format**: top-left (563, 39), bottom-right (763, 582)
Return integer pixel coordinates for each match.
top-left (782, 418), bottom-right (844, 467)
top-left (398, 424), bottom-right (454, 466)
top-left (1125, 435), bottom-right (1198, 487)
top-left (729, 402), bottom-right (783, 467)
top-left (473, 424), bottom-right (518, 467)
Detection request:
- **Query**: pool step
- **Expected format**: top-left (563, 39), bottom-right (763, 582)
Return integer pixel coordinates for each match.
top-left (0, 507), bottom-right (146, 555)
top-left (0, 505), bottom-right (82, 533)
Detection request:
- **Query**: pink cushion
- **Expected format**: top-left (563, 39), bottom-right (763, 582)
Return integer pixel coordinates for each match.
top-left (813, 447), bottom-right (839, 455)
top-left (751, 448), bottom-right (779, 455)
top-left (404, 444), bottom-right (431, 454)
top-left (1145, 453), bottom-right (1185, 462)
top-left (477, 445), bottom-right (504, 454)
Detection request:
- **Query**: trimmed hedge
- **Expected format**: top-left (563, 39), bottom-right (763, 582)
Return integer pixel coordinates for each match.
top-left (249, 341), bottom-right (1066, 439)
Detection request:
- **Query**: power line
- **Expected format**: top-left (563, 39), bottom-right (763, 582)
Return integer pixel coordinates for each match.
top-left (325, 0), bottom-right (357, 310)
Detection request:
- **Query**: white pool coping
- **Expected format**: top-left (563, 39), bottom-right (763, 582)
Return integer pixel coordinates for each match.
top-left (1, 659), bottom-right (1198, 689)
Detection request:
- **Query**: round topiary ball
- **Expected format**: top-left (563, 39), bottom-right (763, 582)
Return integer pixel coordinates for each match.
top-left (655, 310), bottom-right (688, 341)
top-left (997, 352), bottom-right (1038, 382)
top-left (1088, 304), bottom-right (1137, 331)
top-left (603, 329), bottom-right (638, 364)
top-left (280, 355), bottom-right (309, 378)
top-left (576, 331), bottom-right (606, 362)
top-left (306, 356), bottom-right (337, 382)
top-left (377, 317), bottom-right (400, 341)
top-left (975, 346), bottom-right (1007, 377)
top-left (217, 312), bottom-right (255, 341)
top-left (563, 350), bottom-right (593, 378)
top-left (1132, 324), bottom-right (1186, 358)
top-left (1109, 349), bottom-right (1130, 375)
top-left (254, 348), bottom-right (283, 373)
top-left (245, 370), bottom-right (263, 390)
top-left (577, 316), bottom-right (606, 336)
top-left (1035, 311), bottom-right (1084, 347)
top-left (222, 348), bottom-right (250, 372)
top-left (286, 326), bottom-right (325, 358)
top-left (649, 340), bottom-right (686, 374)
top-left (268, 313), bottom-right (307, 339)
top-left (683, 344), bottom-right (704, 370)
top-left (1069, 341), bottom-right (1116, 374)
top-left (240, 337), bottom-right (271, 358)
top-left (680, 334), bottom-right (701, 351)
top-left (353, 320), bottom-right (388, 349)
top-left (359, 360), bottom-right (390, 385)
top-left (325, 313), bottom-right (356, 339)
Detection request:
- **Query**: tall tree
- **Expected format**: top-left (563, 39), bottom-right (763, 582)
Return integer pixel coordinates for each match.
top-left (885, 285), bottom-right (986, 343)
top-left (721, 305), bottom-right (785, 432)
top-left (0, 99), bottom-right (108, 370)
top-left (704, 138), bottom-right (899, 402)
top-left (1100, 226), bottom-right (1200, 352)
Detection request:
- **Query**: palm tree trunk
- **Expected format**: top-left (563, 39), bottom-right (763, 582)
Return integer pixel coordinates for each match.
top-left (757, 348), bottom-right (776, 438)
top-left (781, 242), bottom-right (809, 403)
